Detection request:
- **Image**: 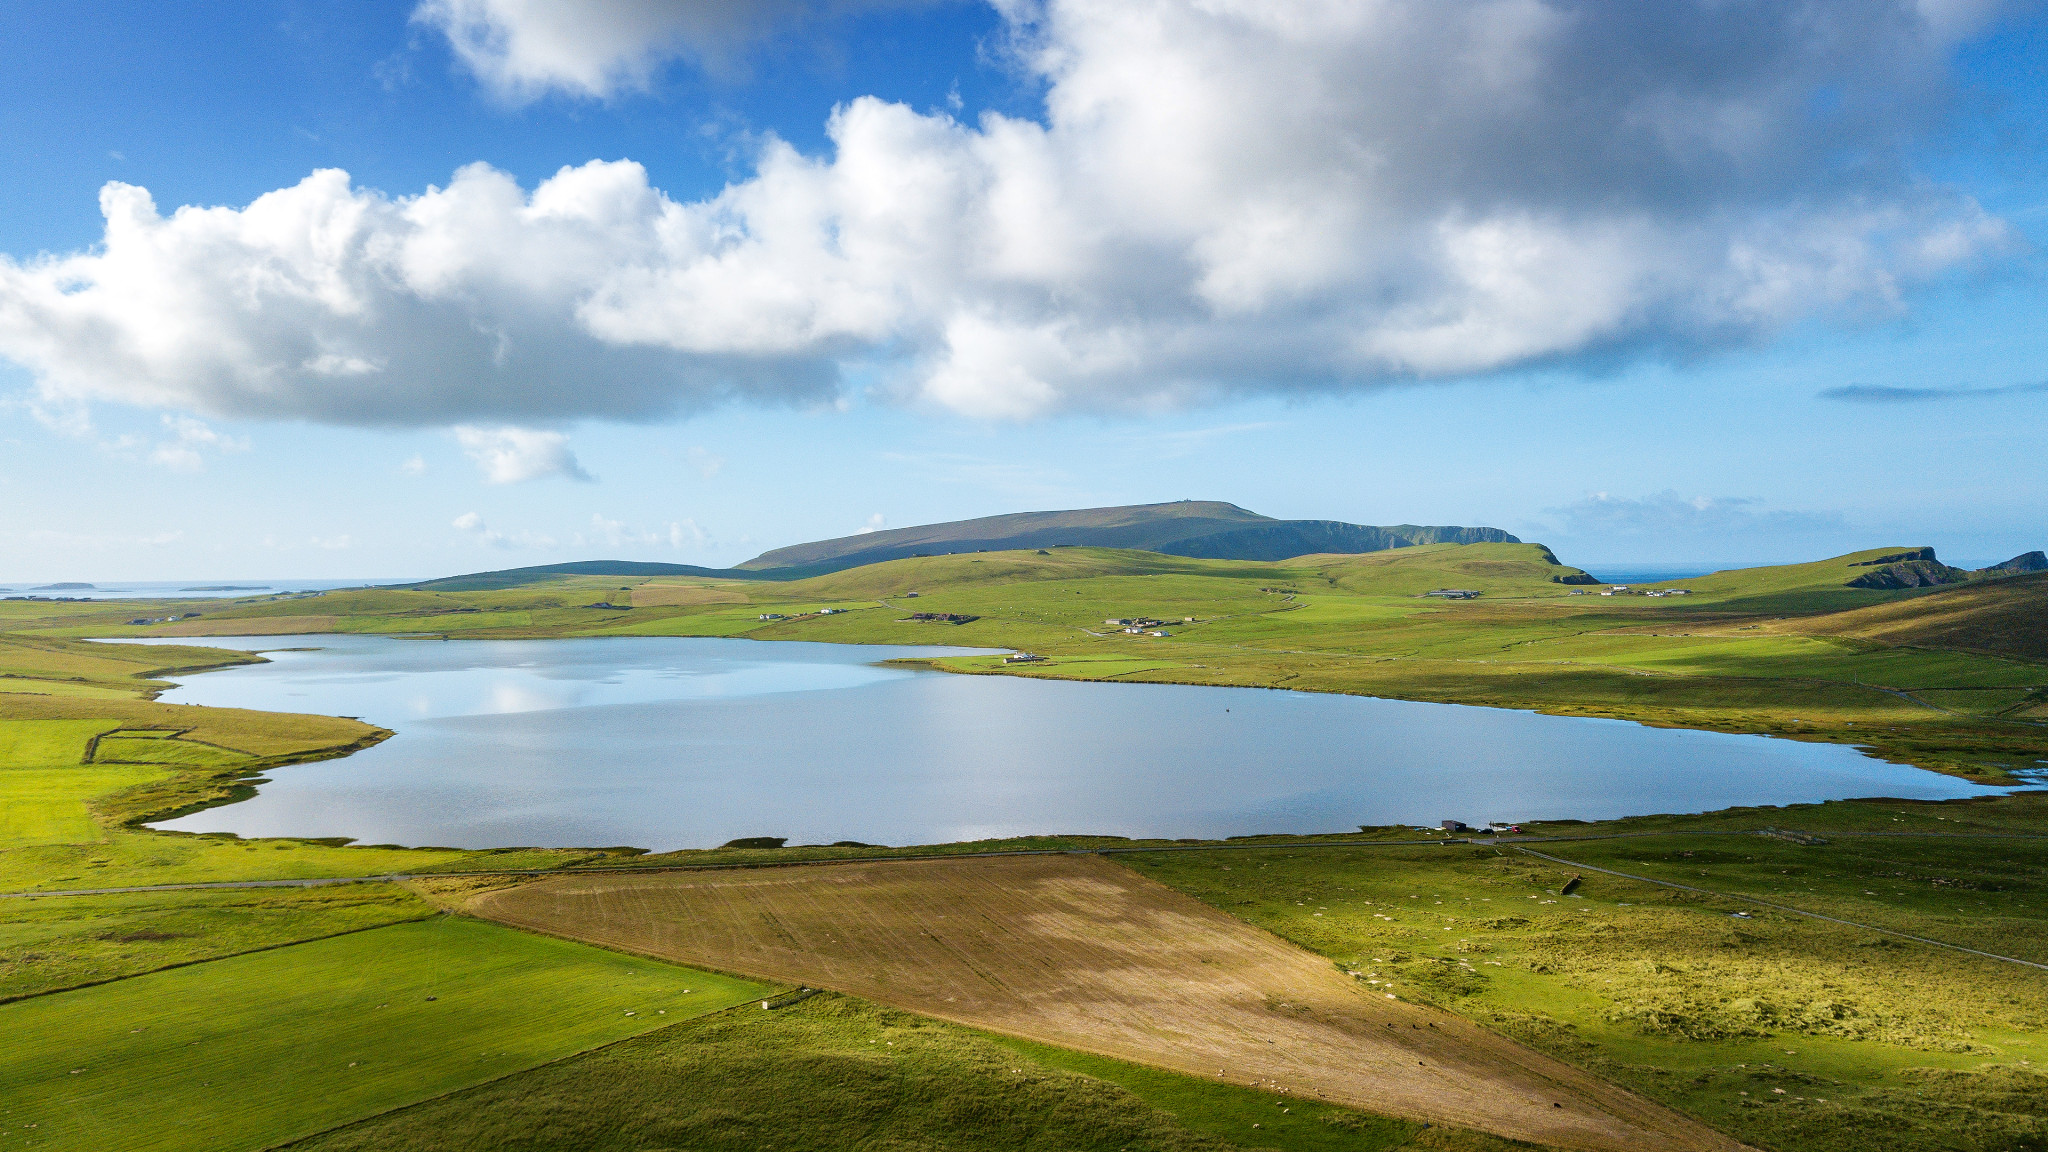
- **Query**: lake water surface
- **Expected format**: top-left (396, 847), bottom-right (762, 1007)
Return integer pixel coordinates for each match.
top-left (135, 634), bottom-right (2006, 850)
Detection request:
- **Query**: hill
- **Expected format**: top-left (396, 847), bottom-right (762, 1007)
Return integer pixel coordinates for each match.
top-left (738, 500), bottom-right (1516, 575)
top-left (1643, 546), bottom-right (2046, 613)
top-left (1787, 569), bottom-right (2048, 662)
top-left (404, 501), bottom-right (1521, 590)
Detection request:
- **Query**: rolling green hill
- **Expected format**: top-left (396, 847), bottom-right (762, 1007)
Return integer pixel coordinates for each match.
top-left (736, 500), bottom-right (1517, 575)
top-left (1638, 546), bottom-right (2046, 614)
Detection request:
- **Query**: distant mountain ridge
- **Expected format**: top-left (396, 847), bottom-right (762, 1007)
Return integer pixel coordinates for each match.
top-left (738, 501), bottom-right (1518, 576)
top-left (405, 501), bottom-right (1521, 591)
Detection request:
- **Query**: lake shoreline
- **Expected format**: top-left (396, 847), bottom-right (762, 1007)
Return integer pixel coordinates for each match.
top-left (118, 633), bottom-right (2010, 853)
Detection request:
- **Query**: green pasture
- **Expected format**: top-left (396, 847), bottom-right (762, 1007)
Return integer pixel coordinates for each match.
top-left (0, 915), bottom-right (769, 1152)
top-left (0, 832), bottom-right (601, 895)
top-left (1126, 829), bottom-right (2048, 1152)
top-left (0, 883), bottom-right (433, 1001)
top-left (1531, 633), bottom-right (2048, 690)
top-left (91, 733), bottom-right (253, 768)
top-left (584, 608), bottom-right (780, 636)
top-left (0, 765), bottom-right (170, 847)
top-left (293, 991), bottom-right (1499, 1152)
top-left (0, 719), bottom-right (110, 765)
top-left (1276, 596), bottom-right (1425, 625)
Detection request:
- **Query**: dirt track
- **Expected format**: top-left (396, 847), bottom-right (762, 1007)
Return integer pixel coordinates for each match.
top-left (472, 854), bottom-right (1747, 1152)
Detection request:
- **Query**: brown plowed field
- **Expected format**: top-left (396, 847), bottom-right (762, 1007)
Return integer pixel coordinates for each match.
top-left (472, 854), bottom-right (1746, 1152)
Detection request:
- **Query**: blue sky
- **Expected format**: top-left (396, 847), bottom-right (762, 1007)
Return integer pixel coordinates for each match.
top-left (2, 0), bottom-right (2045, 581)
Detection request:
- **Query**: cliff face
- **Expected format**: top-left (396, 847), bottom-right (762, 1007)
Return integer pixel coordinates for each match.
top-left (1846, 559), bottom-right (1973, 589)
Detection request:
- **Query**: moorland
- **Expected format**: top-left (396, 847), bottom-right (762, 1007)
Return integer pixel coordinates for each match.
top-left (3, 536), bottom-right (2046, 1151)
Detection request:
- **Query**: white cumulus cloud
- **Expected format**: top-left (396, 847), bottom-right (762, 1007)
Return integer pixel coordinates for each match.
top-left (0, 0), bottom-right (2020, 427)
top-left (454, 425), bottom-right (593, 483)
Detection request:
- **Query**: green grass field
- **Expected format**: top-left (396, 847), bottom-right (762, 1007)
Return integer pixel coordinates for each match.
top-left (0, 883), bottom-right (435, 1002)
top-left (291, 991), bottom-right (1527, 1152)
top-left (0, 764), bottom-right (172, 847)
top-left (0, 915), bottom-right (770, 1152)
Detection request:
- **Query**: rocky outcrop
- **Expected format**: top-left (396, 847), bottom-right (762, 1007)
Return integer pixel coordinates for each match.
top-left (1846, 548), bottom-right (1973, 589)
top-left (1852, 548), bottom-right (1939, 567)
top-left (1980, 551), bottom-right (2048, 574)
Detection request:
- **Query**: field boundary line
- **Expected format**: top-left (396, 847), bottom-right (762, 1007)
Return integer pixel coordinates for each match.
top-left (1508, 846), bottom-right (2048, 972)
top-left (9, 827), bottom-right (2048, 900)
top-left (0, 912), bottom-right (440, 1006)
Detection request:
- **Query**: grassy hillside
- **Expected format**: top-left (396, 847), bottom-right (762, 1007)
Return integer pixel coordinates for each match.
top-left (1283, 541), bottom-right (1593, 596)
top-left (739, 499), bottom-right (1271, 567)
top-left (738, 500), bottom-right (1518, 575)
top-left (1783, 570), bottom-right (2048, 664)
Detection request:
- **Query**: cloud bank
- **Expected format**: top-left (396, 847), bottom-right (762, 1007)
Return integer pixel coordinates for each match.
top-left (0, 0), bottom-right (2018, 427)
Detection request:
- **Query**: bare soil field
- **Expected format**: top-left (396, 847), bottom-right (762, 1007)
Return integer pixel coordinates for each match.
top-left (471, 854), bottom-right (1746, 1152)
